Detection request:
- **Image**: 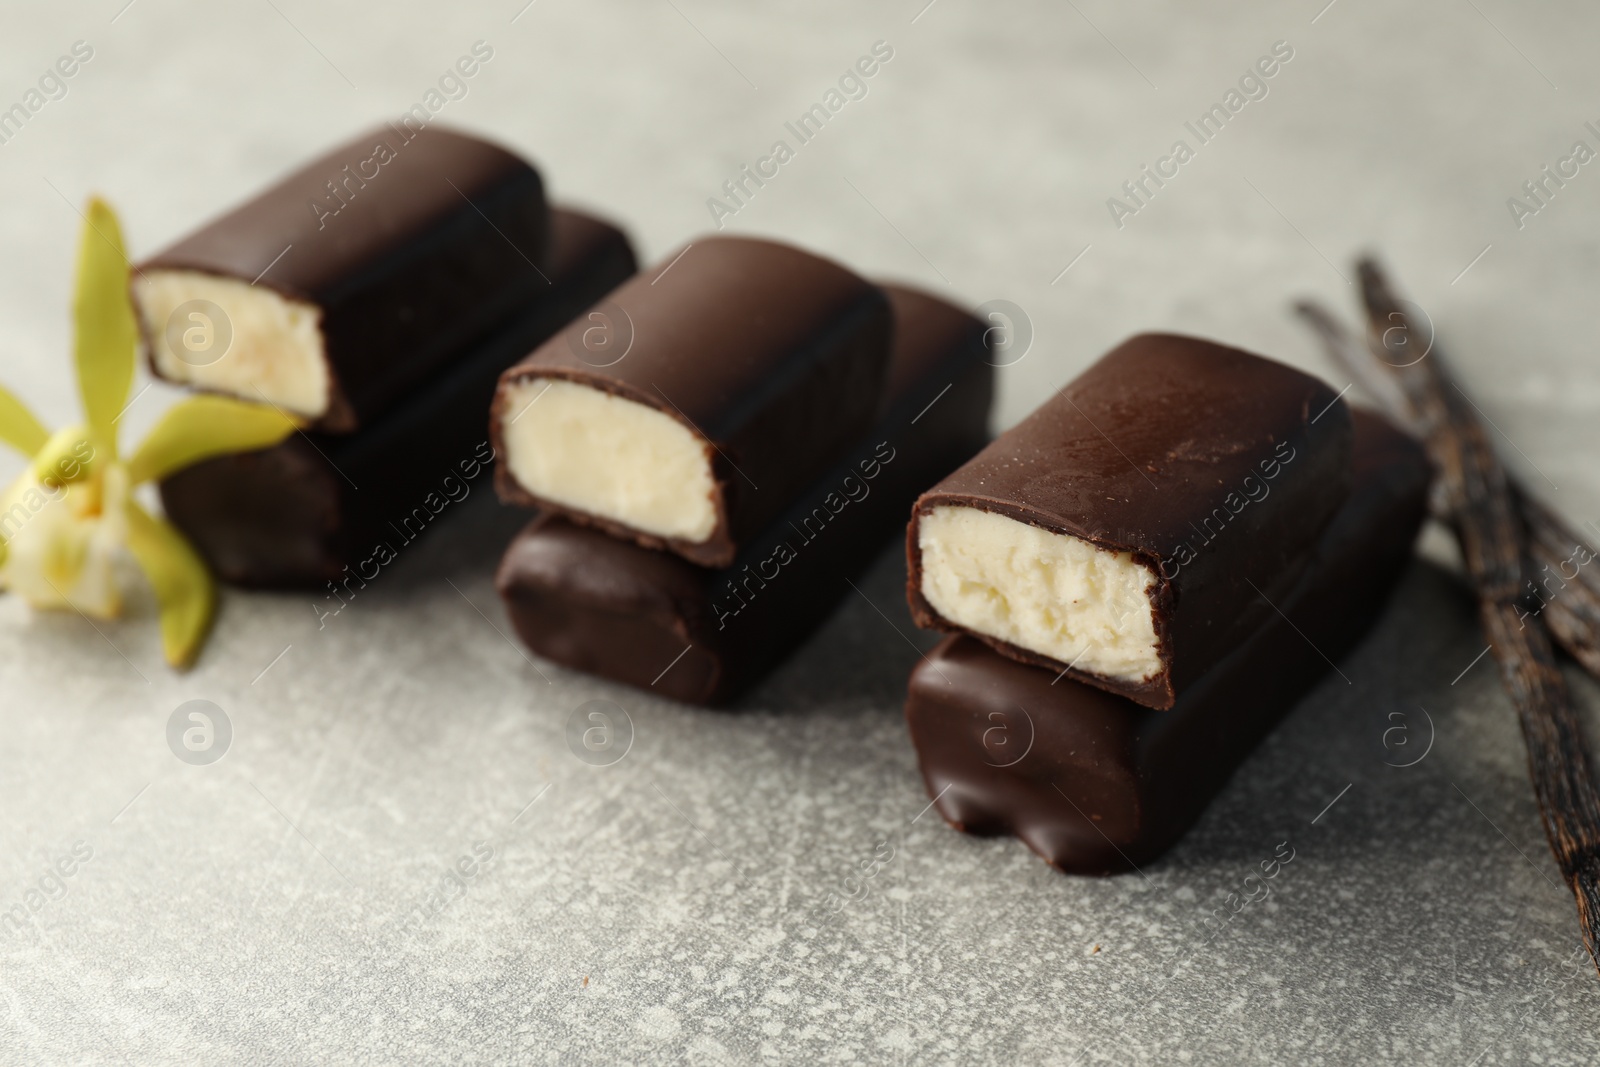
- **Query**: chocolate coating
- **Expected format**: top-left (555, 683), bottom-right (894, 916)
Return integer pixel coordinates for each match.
top-left (491, 235), bottom-right (892, 568)
top-left (141, 124), bottom-right (550, 431)
top-left (904, 410), bottom-right (1430, 874)
top-left (495, 284), bottom-right (993, 705)
top-left (907, 332), bottom-right (1352, 710)
top-left (159, 208), bottom-right (635, 588)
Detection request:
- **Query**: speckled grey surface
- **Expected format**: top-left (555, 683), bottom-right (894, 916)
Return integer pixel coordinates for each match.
top-left (3, 1), bottom-right (1600, 1063)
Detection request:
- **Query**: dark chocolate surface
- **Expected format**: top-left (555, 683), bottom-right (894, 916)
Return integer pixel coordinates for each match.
top-left (905, 409), bottom-right (1431, 874)
top-left (907, 332), bottom-right (1352, 710)
top-left (159, 207), bottom-right (635, 588)
top-left (491, 235), bottom-right (892, 568)
top-left (495, 284), bottom-right (992, 705)
top-left (142, 124), bottom-right (550, 431)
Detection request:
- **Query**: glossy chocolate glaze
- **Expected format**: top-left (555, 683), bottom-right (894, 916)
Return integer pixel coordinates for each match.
top-left (904, 410), bottom-right (1430, 874)
top-left (495, 285), bottom-right (992, 706)
top-left (907, 332), bottom-right (1352, 710)
top-left (141, 124), bottom-right (549, 431)
top-left (159, 208), bottom-right (634, 588)
top-left (491, 235), bottom-right (892, 568)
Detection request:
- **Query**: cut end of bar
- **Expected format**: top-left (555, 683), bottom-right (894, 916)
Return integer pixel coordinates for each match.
top-left (916, 505), bottom-right (1161, 683)
top-left (135, 270), bottom-right (329, 419)
top-left (500, 377), bottom-right (718, 543)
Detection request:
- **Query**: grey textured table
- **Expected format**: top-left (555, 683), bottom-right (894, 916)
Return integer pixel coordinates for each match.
top-left (3, 1), bottom-right (1600, 1063)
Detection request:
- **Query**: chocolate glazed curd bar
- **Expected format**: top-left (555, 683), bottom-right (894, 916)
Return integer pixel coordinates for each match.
top-left (905, 410), bottom-right (1430, 874)
top-left (494, 285), bottom-right (993, 706)
top-left (907, 333), bottom-right (1352, 711)
top-left (134, 125), bottom-right (549, 432)
top-left (159, 208), bottom-right (635, 588)
top-left (490, 235), bottom-right (892, 569)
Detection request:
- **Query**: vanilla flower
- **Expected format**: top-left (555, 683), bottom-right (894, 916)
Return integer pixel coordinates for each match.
top-left (0, 198), bottom-right (299, 667)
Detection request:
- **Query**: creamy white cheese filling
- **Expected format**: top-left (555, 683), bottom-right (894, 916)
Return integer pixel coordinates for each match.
top-left (500, 377), bottom-right (718, 543)
top-left (917, 505), bottom-right (1161, 682)
top-left (135, 270), bottom-right (329, 418)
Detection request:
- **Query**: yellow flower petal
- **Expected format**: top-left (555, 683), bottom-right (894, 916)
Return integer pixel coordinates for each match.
top-left (0, 384), bottom-right (49, 458)
top-left (30, 423), bottom-right (96, 489)
top-left (74, 198), bottom-right (138, 459)
top-left (126, 395), bottom-right (299, 486)
top-left (125, 500), bottom-right (215, 669)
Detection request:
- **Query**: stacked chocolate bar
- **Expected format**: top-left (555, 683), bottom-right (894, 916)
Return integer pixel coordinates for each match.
top-left (140, 125), bottom-right (637, 587)
top-left (491, 236), bottom-right (995, 704)
top-left (901, 334), bottom-right (1432, 873)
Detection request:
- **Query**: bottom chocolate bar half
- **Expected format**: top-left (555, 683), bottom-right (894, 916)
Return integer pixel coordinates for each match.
top-left (904, 409), bottom-right (1431, 874)
top-left (159, 208), bottom-right (636, 588)
top-left (495, 284), bottom-right (995, 706)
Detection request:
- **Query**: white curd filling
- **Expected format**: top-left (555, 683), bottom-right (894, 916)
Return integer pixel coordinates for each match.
top-left (917, 505), bottom-right (1161, 682)
top-left (500, 377), bottom-right (718, 542)
top-left (135, 270), bottom-right (328, 418)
